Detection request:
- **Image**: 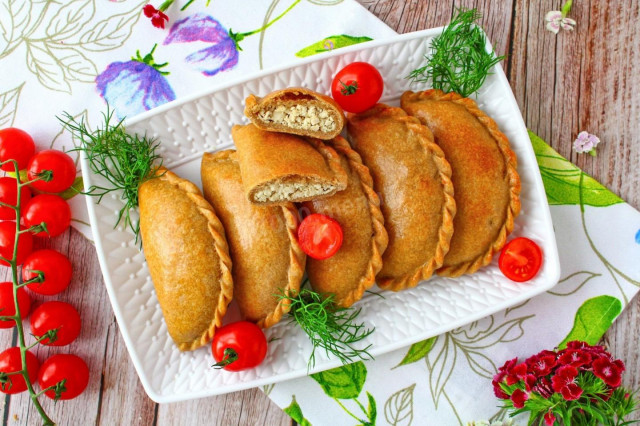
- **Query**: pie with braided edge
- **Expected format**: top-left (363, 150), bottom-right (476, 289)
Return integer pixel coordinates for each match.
top-left (201, 150), bottom-right (306, 328)
top-left (401, 89), bottom-right (521, 277)
top-left (138, 167), bottom-right (233, 351)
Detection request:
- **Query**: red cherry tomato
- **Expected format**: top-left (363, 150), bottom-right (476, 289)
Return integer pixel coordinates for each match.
top-left (211, 321), bottom-right (267, 371)
top-left (0, 222), bottom-right (33, 266)
top-left (0, 281), bottom-right (31, 328)
top-left (22, 249), bottom-right (73, 295)
top-left (38, 354), bottom-right (89, 400)
top-left (0, 128), bottom-right (35, 172)
top-left (27, 150), bottom-right (76, 193)
top-left (297, 213), bottom-right (343, 260)
top-left (0, 347), bottom-right (40, 394)
top-left (22, 194), bottom-right (71, 237)
top-left (30, 301), bottom-right (81, 346)
top-left (0, 177), bottom-right (31, 220)
top-left (331, 62), bottom-right (384, 113)
top-left (499, 237), bottom-right (543, 282)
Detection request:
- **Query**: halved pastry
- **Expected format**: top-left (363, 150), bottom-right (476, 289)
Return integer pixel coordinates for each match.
top-left (139, 168), bottom-right (233, 351)
top-left (201, 151), bottom-right (306, 328)
top-left (245, 87), bottom-right (345, 139)
top-left (233, 124), bottom-right (348, 204)
top-left (301, 136), bottom-right (388, 307)
top-left (401, 89), bottom-right (521, 277)
top-left (346, 104), bottom-right (456, 290)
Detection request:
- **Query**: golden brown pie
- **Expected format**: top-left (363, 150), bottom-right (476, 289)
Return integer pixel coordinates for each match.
top-left (139, 168), bottom-right (233, 351)
top-left (346, 104), bottom-right (456, 290)
top-left (245, 87), bottom-right (345, 139)
top-left (201, 151), bottom-right (305, 328)
top-left (401, 89), bottom-right (521, 277)
top-left (301, 136), bottom-right (388, 307)
top-left (232, 124), bottom-right (347, 204)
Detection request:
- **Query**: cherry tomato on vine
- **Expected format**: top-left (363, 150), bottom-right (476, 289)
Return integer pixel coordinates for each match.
top-left (0, 128), bottom-right (36, 173)
top-left (22, 249), bottom-right (73, 296)
top-left (297, 213), bottom-right (343, 260)
top-left (212, 321), bottom-right (267, 371)
top-left (0, 347), bottom-right (40, 394)
top-left (0, 177), bottom-right (31, 220)
top-left (22, 194), bottom-right (71, 237)
top-left (0, 222), bottom-right (33, 266)
top-left (38, 354), bottom-right (89, 400)
top-left (0, 281), bottom-right (31, 328)
top-left (331, 62), bottom-right (384, 113)
top-left (30, 301), bottom-right (81, 346)
top-left (499, 237), bottom-right (543, 282)
top-left (27, 150), bottom-right (76, 193)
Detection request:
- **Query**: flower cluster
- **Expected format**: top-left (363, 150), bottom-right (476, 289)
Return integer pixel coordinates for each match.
top-left (573, 131), bottom-right (601, 156)
top-left (493, 341), bottom-right (638, 425)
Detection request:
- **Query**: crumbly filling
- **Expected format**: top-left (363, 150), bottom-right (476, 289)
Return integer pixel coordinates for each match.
top-left (254, 181), bottom-right (334, 202)
top-left (257, 104), bottom-right (336, 133)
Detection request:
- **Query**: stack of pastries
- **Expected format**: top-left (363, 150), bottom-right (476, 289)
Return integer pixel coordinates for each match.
top-left (138, 86), bottom-right (521, 351)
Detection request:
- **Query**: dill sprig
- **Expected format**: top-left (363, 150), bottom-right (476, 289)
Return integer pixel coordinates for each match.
top-left (408, 8), bottom-right (505, 97)
top-left (60, 109), bottom-right (164, 240)
top-left (282, 286), bottom-right (374, 369)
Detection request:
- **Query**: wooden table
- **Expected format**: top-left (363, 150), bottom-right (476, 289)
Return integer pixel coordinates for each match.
top-left (1, 0), bottom-right (638, 424)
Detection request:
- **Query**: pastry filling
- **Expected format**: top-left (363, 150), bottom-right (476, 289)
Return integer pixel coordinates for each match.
top-left (257, 104), bottom-right (336, 133)
top-left (254, 181), bottom-right (335, 202)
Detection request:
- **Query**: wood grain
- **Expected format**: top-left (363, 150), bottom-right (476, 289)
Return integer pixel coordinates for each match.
top-left (0, 1), bottom-right (637, 424)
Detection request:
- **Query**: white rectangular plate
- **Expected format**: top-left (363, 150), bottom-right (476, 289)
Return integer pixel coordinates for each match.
top-left (81, 28), bottom-right (560, 403)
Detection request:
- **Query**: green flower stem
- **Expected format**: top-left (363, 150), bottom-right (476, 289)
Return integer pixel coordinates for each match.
top-left (229, 0), bottom-right (302, 51)
top-left (158, 0), bottom-right (175, 12)
top-left (333, 398), bottom-right (366, 423)
top-left (0, 159), bottom-right (54, 426)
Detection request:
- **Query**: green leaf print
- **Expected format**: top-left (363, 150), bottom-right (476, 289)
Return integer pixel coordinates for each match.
top-left (310, 361), bottom-right (366, 399)
top-left (365, 391), bottom-right (377, 425)
top-left (384, 384), bottom-right (415, 426)
top-left (295, 35), bottom-right (373, 57)
top-left (394, 337), bottom-right (436, 368)
top-left (558, 295), bottom-right (623, 349)
top-left (283, 395), bottom-right (312, 426)
top-left (0, 83), bottom-right (24, 128)
top-left (529, 131), bottom-right (623, 207)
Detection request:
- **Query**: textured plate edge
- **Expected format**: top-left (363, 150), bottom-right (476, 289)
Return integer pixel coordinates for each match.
top-left (83, 27), bottom-right (562, 402)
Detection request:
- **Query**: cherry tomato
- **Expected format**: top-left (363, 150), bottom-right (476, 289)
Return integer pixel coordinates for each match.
top-left (27, 150), bottom-right (76, 193)
top-left (30, 301), bottom-right (81, 346)
top-left (0, 347), bottom-right (40, 394)
top-left (211, 321), bottom-right (267, 371)
top-left (0, 281), bottom-right (31, 328)
top-left (38, 354), bottom-right (89, 400)
top-left (297, 213), bottom-right (343, 260)
top-left (0, 177), bottom-right (31, 220)
top-left (22, 249), bottom-right (73, 296)
top-left (499, 237), bottom-right (543, 282)
top-left (0, 128), bottom-right (35, 173)
top-left (331, 62), bottom-right (384, 113)
top-left (22, 194), bottom-right (71, 237)
top-left (0, 222), bottom-right (33, 266)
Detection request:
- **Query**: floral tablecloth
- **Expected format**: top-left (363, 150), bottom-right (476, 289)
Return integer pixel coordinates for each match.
top-left (2, 1), bottom-right (638, 424)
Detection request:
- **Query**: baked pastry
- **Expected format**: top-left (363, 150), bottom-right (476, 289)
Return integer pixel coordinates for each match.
top-left (401, 89), bottom-right (521, 277)
top-left (139, 168), bottom-right (233, 351)
top-left (346, 104), bottom-right (456, 290)
top-left (232, 124), bottom-right (348, 204)
top-left (301, 136), bottom-right (388, 307)
top-left (201, 151), bottom-right (305, 328)
top-left (245, 87), bottom-right (345, 139)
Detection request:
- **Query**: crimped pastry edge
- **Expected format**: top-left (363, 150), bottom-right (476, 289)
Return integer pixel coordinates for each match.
top-left (401, 89), bottom-right (522, 277)
top-left (152, 168), bottom-right (234, 352)
top-left (244, 87), bottom-right (345, 140)
top-left (348, 104), bottom-right (456, 290)
top-left (202, 151), bottom-right (306, 329)
top-left (315, 136), bottom-right (389, 307)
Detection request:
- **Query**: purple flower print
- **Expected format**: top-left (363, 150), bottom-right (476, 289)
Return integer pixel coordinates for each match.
top-left (164, 13), bottom-right (238, 77)
top-left (96, 45), bottom-right (175, 120)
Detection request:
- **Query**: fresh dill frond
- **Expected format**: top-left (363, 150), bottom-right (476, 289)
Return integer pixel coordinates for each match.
top-left (407, 8), bottom-right (505, 97)
top-left (282, 286), bottom-right (374, 370)
top-left (60, 108), bottom-right (164, 241)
